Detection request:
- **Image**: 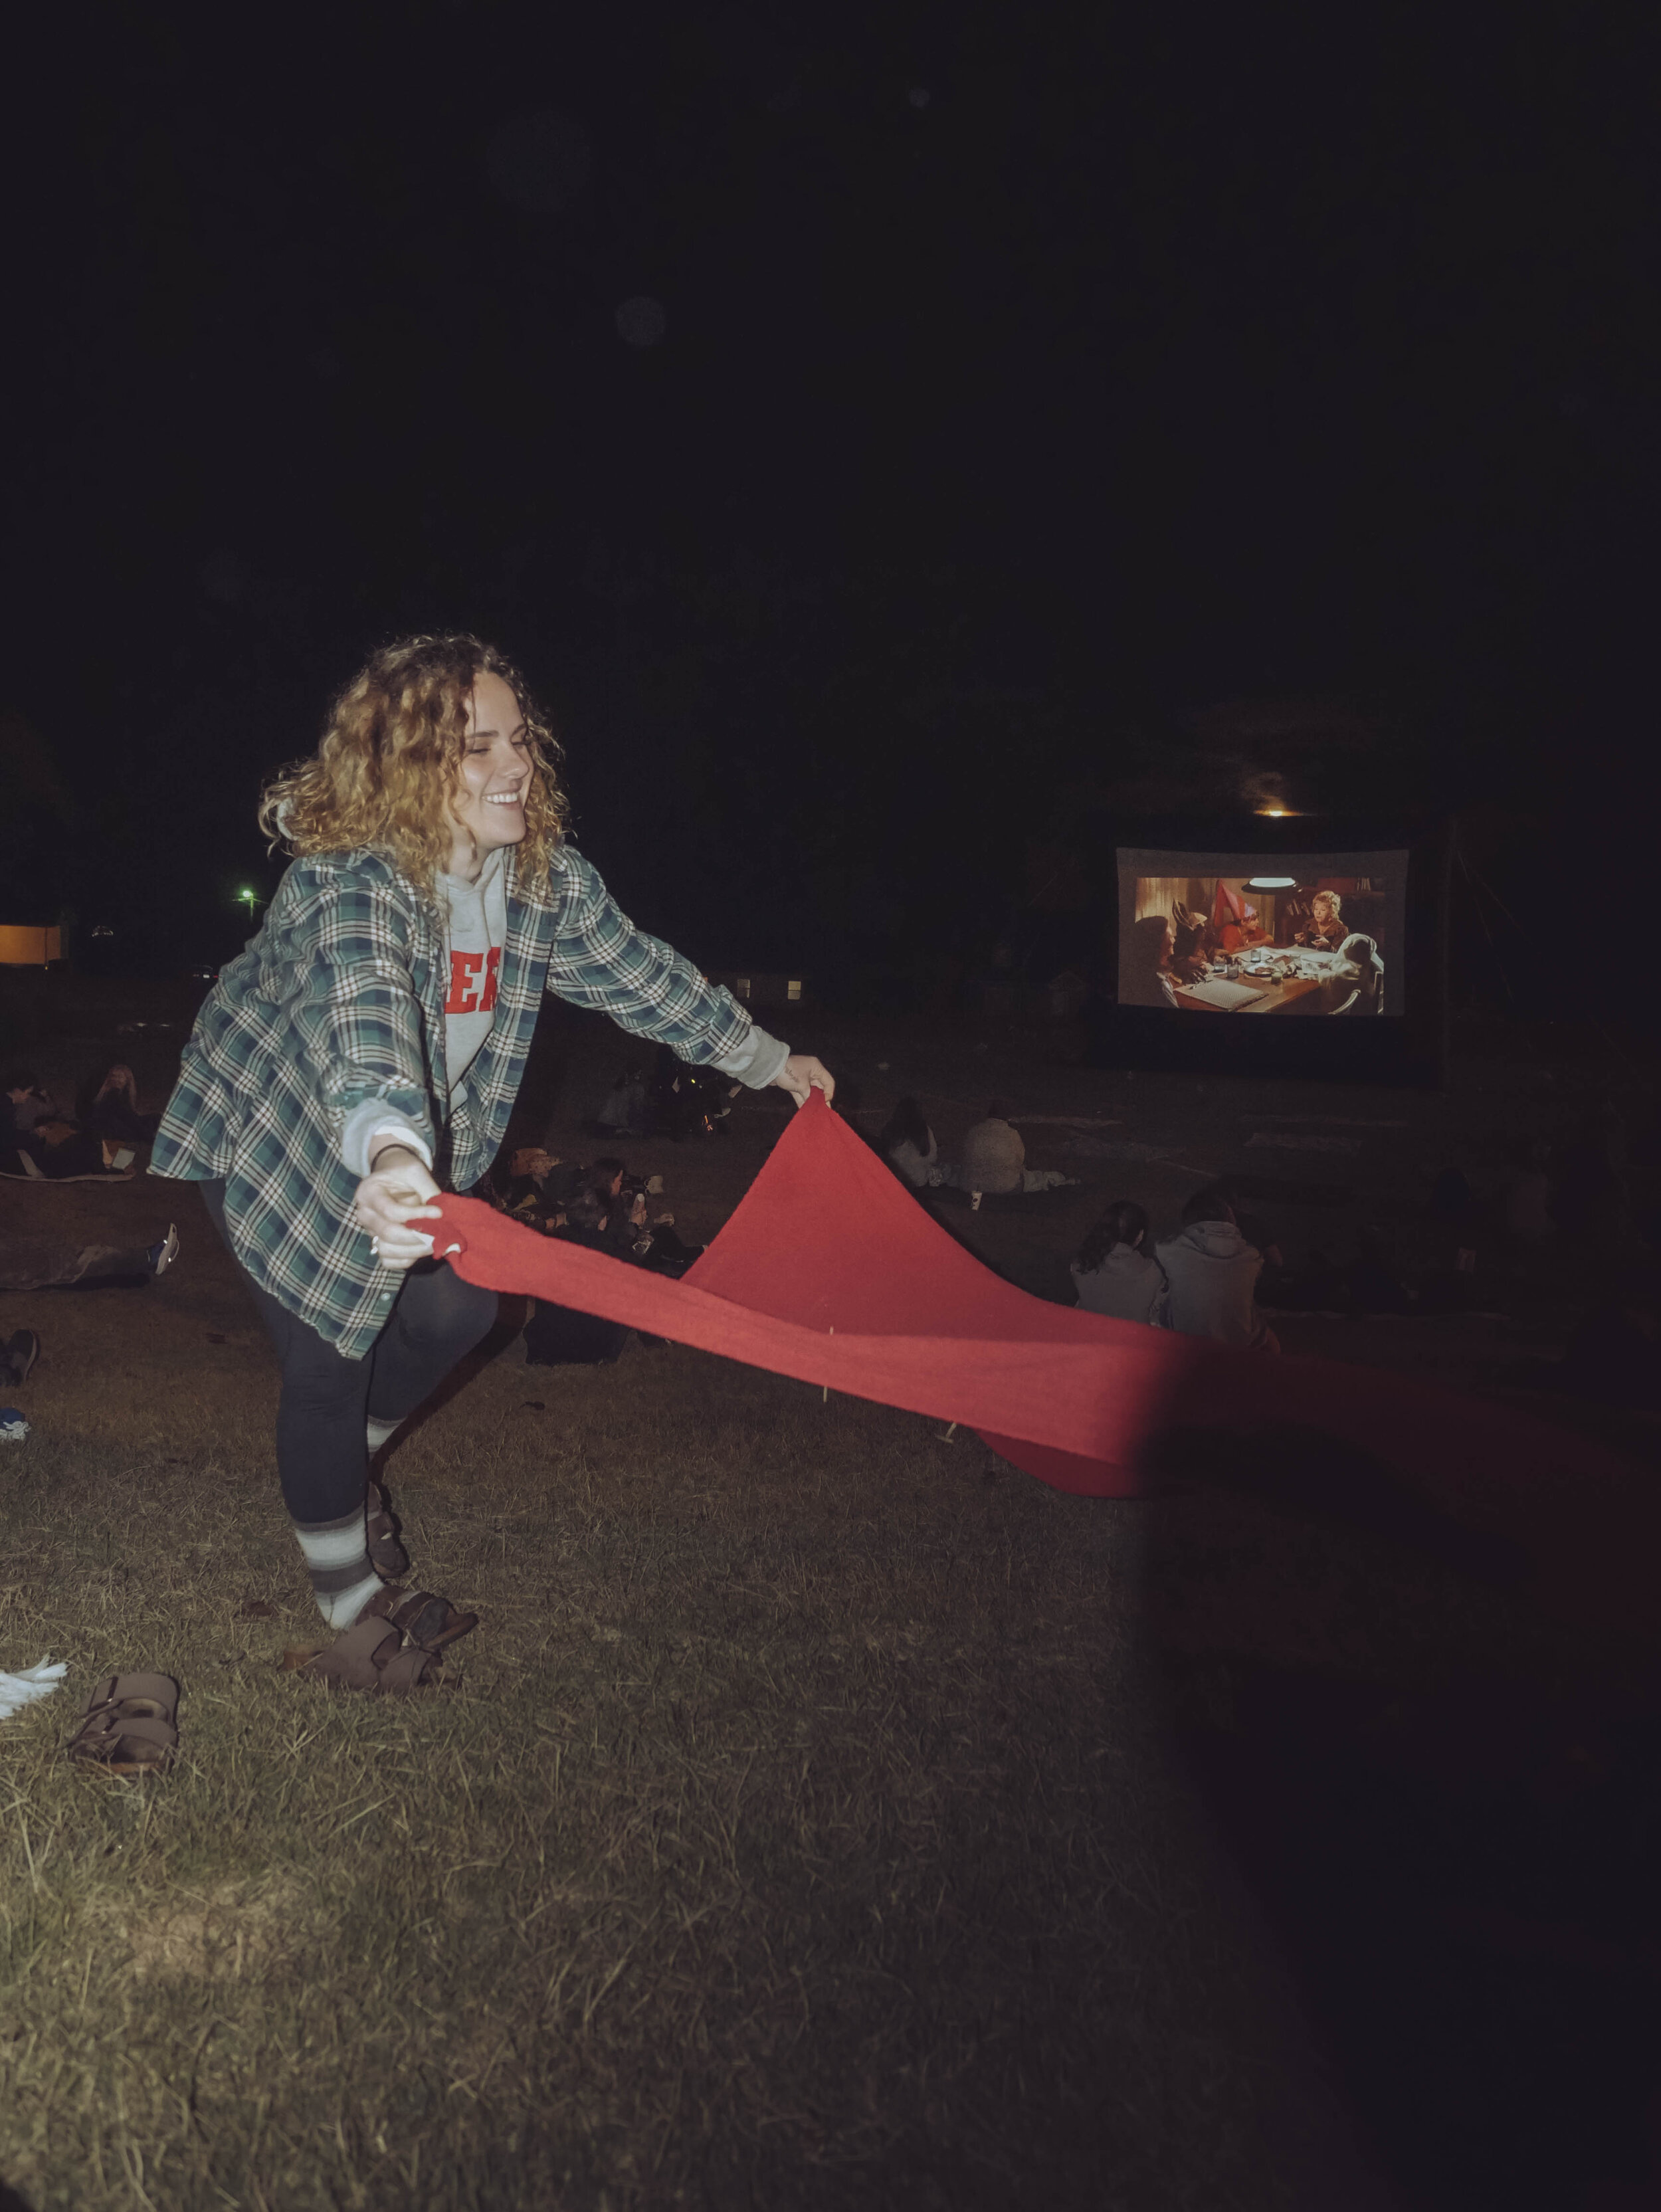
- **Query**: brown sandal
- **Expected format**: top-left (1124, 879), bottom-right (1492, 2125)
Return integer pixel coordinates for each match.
top-left (68, 1672), bottom-right (179, 1775)
top-left (292, 1615), bottom-right (435, 1694)
top-left (365, 1479), bottom-right (409, 1579)
top-left (387, 1589), bottom-right (478, 1657)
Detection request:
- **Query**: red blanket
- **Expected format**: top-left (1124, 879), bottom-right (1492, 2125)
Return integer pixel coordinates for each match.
top-left (432, 1097), bottom-right (1631, 1503)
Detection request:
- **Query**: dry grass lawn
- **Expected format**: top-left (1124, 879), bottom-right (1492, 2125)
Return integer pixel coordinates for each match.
top-left (4, 1013), bottom-right (1657, 2207)
top-left (1, 1203), bottom-right (1381, 2212)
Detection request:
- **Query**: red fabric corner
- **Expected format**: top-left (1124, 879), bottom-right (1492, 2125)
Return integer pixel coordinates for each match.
top-left (432, 1096), bottom-right (1635, 1505)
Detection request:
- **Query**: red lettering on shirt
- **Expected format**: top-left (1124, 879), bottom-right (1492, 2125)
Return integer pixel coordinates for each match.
top-left (446, 950), bottom-right (484, 1013)
top-left (445, 946), bottom-right (503, 1015)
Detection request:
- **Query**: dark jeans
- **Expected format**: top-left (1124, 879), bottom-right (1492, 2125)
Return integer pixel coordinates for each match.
top-left (199, 1181), bottom-right (497, 1524)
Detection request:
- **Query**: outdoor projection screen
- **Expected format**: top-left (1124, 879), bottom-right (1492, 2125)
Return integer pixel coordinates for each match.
top-left (1100, 830), bottom-right (1448, 1086)
top-left (1117, 850), bottom-right (1406, 1018)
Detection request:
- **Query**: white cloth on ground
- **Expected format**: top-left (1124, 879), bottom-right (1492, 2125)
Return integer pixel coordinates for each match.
top-left (0, 1657), bottom-right (66, 1718)
top-left (935, 1161), bottom-right (1074, 1195)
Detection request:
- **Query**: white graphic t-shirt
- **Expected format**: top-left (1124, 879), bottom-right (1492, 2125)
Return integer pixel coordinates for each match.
top-left (340, 850), bottom-right (506, 1176)
top-left (438, 846), bottom-right (508, 1088)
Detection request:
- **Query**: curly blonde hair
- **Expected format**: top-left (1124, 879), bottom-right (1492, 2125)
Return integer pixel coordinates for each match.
top-left (258, 634), bottom-right (569, 894)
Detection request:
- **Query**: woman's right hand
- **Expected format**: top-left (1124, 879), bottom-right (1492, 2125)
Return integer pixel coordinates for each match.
top-left (353, 1145), bottom-right (443, 1270)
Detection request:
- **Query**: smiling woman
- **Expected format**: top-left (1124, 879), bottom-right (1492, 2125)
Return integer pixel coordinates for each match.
top-left (150, 632), bottom-right (834, 1688)
top-left (257, 635), bottom-right (569, 895)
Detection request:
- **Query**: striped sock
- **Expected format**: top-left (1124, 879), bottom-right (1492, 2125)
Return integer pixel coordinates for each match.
top-left (292, 1507), bottom-right (382, 1629)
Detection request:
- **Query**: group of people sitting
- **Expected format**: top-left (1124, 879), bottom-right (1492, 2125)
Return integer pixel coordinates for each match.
top-left (873, 1090), bottom-right (1278, 1346)
top-left (482, 1144), bottom-right (707, 1369)
top-left (877, 1098), bottom-right (1076, 1201)
top-left (489, 1146), bottom-right (704, 1277)
top-left (1, 1062), bottom-right (157, 1181)
top-left (1069, 1187), bottom-right (1281, 1350)
top-left (2, 1060), bottom-right (177, 1389)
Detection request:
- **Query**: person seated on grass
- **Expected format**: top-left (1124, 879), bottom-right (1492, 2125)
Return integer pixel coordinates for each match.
top-left (645, 1044), bottom-right (739, 1139)
top-left (635, 1211), bottom-right (703, 1276)
top-left (1069, 1200), bottom-right (1169, 1324)
top-left (148, 631), bottom-right (833, 1676)
top-left (571, 1157), bottom-right (700, 1273)
top-left (1, 1225), bottom-right (178, 1294)
top-left (3, 1071), bottom-right (57, 1130)
top-left (594, 1064), bottom-right (649, 1137)
top-left (76, 1060), bottom-right (160, 1144)
top-left (585, 1157), bottom-right (648, 1258)
top-left (1, 1328), bottom-right (41, 1387)
top-left (1155, 1187), bottom-right (1280, 1352)
top-left (937, 1102), bottom-right (1075, 1197)
top-left (1, 1069), bottom-right (130, 1181)
top-left (489, 1144), bottom-right (563, 1221)
top-left (514, 1160), bottom-right (700, 1368)
top-left (1198, 1177), bottom-right (1285, 1274)
top-left (878, 1096), bottom-right (938, 1188)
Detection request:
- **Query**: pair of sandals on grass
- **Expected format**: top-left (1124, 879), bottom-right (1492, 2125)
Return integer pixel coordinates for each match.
top-left (64, 1484), bottom-right (477, 1771)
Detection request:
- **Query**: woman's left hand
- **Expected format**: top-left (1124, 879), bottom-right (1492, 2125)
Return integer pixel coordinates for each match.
top-left (772, 1054), bottom-right (835, 1108)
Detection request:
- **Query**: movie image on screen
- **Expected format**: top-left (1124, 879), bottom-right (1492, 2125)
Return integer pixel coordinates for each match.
top-left (1117, 850), bottom-right (1408, 1016)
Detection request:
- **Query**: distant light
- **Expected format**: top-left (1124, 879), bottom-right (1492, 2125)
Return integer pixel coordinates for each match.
top-left (787, 979), bottom-right (803, 1001)
top-left (1246, 876), bottom-right (1298, 890)
top-left (1256, 805), bottom-right (1288, 817)
top-left (735, 977), bottom-right (751, 999)
top-left (616, 296), bottom-right (666, 348)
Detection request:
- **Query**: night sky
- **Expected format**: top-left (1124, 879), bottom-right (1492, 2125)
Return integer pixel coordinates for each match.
top-left (3, 7), bottom-right (1649, 996)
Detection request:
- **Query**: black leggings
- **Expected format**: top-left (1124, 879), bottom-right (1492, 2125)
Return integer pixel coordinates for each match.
top-left (199, 1181), bottom-right (498, 1524)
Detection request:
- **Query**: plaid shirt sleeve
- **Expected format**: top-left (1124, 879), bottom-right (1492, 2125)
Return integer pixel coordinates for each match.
top-left (149, 856), bottom-right (445, 1360)
top-left (273, 872), bottom-right (439, 1142)
top-left (543, 849), bottom-right (757, 1066)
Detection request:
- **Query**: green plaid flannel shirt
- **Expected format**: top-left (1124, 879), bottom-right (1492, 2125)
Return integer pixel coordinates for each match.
top-left (151, 843), bottom-right (756, 1358)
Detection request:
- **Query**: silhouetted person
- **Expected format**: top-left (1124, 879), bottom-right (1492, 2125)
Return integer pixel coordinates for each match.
top-left (878, 1096), bottom-right (938, 1188)
top-left (1070, 1200), bottom-right (1169, 1324)
top-left (1156, 1188), bottom-right (1280, 1351)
